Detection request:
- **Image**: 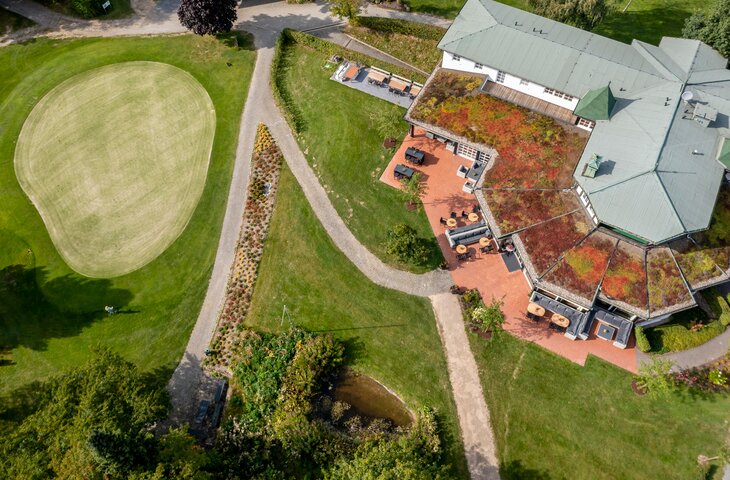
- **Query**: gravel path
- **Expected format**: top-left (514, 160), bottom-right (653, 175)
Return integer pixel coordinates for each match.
top-left (431, 293), bottom-right (500, 480)
top-left (1, 3), bottom-right (498, 478)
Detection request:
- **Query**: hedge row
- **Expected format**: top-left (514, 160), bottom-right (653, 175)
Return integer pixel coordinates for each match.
top-left (354, 16), bottom-right (446, 41)
top-left (702, 288), bottom-right (730, 326)
top-left (282, 28), bottom-right (427, 84)
top-left (271, 33), bottom-right (305, 133)
top-left (646, 319), bottom-right (726, 353)
top-left (634, 326), bottom-right (651, 353)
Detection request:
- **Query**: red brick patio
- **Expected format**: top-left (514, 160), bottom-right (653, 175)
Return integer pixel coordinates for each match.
top-left (380, 129), bottom-right (638, 372)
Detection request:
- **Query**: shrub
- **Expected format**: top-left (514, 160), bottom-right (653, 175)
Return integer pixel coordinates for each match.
top-left (709, 369), bottom-right (728, 386)
top-left (683, 0), bottom-right (730, 58)
top-left (646, 319), bottom-right (726, 353)
top-left (634, 359), bottom-right (676, 399)
top-left (469, 298), bottom-right (505, 335)
top-left (383, 223), bottom-right (429, 265)
top-left (271, 34), bottom-right (305, 133)
top-left (400, 172), bottom-right (424, 208)
top-left (71, 0), bottom-right (103, 17)
top-left (634, 326), bottom-right (652, 353)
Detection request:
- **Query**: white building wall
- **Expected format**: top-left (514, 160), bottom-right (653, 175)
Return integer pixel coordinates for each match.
top-left (441, 51), bottom-right (580, 111)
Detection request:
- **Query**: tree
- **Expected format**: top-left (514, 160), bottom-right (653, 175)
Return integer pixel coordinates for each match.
top-left (469, 297), bottom-right (505, 336)
top-left (0, 349), bottom-right (171, 479)
top-left (323, 409), bottom-right (453, 479)
top-left (327, 0), bottom-right (364, 21)
top-left (384, 223), bottom-right (430, 265)
top-left (527, 0), bottom-right (608, 31)
top-left (400, 172), bottom-right (424, 209)
top-left (683, 0), bottom-right (730, 59)
top-left (178, 0), bottom-right (238, 36)
top-left (633, 359), bottom-right (676, 399)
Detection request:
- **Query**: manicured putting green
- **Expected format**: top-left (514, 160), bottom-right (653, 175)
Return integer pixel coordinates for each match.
top-left (14, 61), bottom-right (215, 278)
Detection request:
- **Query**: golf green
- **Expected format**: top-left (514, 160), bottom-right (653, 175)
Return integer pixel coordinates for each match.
top-left (14, 61), bottom-right (216, 278)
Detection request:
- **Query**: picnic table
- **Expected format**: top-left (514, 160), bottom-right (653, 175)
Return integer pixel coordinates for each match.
top-left (468, 212), bottom-right (479, 222)
top-left (394, 163), bottom-right (414, 180)
top-left (551, 313), bottom-right (570, 328)
top-left (446, 218), bottom-right (457, 227)
top-left (479, 236), bottom-right (491, 247)
top-left (405, 147), bottom-right (425, 165)
top-left (456, 244), bottom-right (467, 254)
top-left (389, 77), bottom-right (408, 93)
top-left (367, 69), bottom-right (388, 85)
top-left (527, 302), bottom-right (545, 317)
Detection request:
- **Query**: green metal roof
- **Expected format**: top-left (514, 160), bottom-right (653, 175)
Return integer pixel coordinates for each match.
top-left (719, 138), bottom-right (730, 169)
top-left (574, 86), bottom-right (616, 121)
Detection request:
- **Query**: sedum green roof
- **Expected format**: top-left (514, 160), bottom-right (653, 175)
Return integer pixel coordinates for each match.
top-left (574, 86), bottom-right (616, 121)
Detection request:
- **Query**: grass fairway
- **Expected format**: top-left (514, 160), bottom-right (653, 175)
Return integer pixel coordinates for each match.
top-left (469, 333), bottom-right (730, 479)
top-left (246, 166), bottom-right (468, 478)
top-left (279, 42), bottom-right (442, 272)
top-left (15, 62), bottom-right (215, 278)
top-left (0, 34), bottom-right (254, 397)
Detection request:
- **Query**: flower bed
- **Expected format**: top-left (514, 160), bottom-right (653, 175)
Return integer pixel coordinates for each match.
top-left (206, 124), bottom-right (283, 370)
top-left (483, 189), bottom-right (580, 235)
top-left (409, 70), bottom-right (587, 188)
top-left (600, 240), bottom-right (648, 315)
top-left (647, 247), bottom-right (694, 315)
top-left (542, 230), bottom-right (617, 302)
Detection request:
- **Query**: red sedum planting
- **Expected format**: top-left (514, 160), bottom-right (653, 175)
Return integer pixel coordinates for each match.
top-left (601, 241), bottom-right (648, 315)
top-left (647, 247), bottom-right (694, 315)
top-left (483, 189), bottom-right (580, 235)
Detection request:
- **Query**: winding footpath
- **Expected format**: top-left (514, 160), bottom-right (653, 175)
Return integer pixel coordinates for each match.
top-left (0, 2), bottom-right (499, 478)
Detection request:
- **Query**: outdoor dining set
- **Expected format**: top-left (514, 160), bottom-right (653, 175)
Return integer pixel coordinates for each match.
top-left (526, 302), bottom-right (570, 332)
top-left (442, 207), bottom-right (495, 261)
top-left (393, 147), bottom-right (426, 181)
top-left (366, 67), bottom-right (423, 99)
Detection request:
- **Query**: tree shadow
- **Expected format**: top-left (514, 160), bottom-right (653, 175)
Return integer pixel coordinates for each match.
top-left (501, 459), bottom-right (558, 480)
top-left (0, 264), bottom-right (133, 354)
top-left (216, 30), bottom-right (255, 51)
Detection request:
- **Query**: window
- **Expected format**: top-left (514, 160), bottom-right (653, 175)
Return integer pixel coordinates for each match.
top-left (496, 71), bottom-right (506, 83)
top-left (475, 63), bottom-right (483, 70)
top-left (452, 54), bottom-right (461, 61)
top-left (519, 79), bottom-right (529, 86)
top-left (456, 143), bottom-right (480, 161)
top-left (578, 118), bottom-right (595, 129)
top-left (544, 87), bottom-right (573, 101)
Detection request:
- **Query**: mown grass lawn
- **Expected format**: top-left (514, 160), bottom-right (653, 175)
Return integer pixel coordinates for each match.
top-left (0, 7), bottom-right (35, 34)
top-left (280, 42), bottom-right (442, 272)
top-left (470, 333), bottom-right (730, 479)
top-left (245, 166), bottom-right (468, 478)
top-left (408, 0), bottom-right (708, 46)
top-left (0, 34), bottom-right (254, 397)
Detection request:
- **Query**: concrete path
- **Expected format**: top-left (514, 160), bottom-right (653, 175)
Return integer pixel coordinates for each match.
top-left (636, 326), bottom-right (730, 371)
top-left (431, 293), bottom-right (500, 480)
top-left (1, 2), bottom-right (499, 478)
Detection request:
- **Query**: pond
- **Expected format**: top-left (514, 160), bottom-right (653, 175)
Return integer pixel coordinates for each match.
top-left (332, 371), bottom-right (413, 427)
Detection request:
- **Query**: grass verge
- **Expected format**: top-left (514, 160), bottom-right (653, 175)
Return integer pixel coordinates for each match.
top-left (274, 37), bottom-right (443, 272)
top-left (0, 34), bottom-right (255, 396)
top-left (407, 0), bottom-right (709, 46)
top-left (469, 333), bottom-right (730, 479)
top-left (245, 165), bottom-right (468, 478)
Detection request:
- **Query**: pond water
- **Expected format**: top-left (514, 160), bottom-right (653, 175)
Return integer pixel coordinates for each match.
top-left (333, 371), bottom-right (413, 427)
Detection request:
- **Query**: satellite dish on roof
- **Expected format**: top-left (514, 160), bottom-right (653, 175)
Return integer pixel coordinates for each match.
top-left (681, 91), bottom-right (694, 103)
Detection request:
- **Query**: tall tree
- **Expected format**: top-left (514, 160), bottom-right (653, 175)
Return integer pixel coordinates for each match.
top-left (683, 0), bottom-right (730, 59)
top-left (528, 0), bottom-right (608, 31)
top-left (178, 0), bottom-right (238, 36)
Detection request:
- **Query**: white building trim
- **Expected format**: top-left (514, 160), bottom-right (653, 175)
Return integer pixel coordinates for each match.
top-left (442, 51), bottom-right (580, 111)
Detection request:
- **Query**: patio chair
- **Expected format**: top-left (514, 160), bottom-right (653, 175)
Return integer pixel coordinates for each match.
top-left (472, 205), bottom-right (480, 213)
top-left (450, 211), bottom-right (457, 219)
top-left (461, 210), bottom-right (468, 219)
top-left (439, 217), bottom-right (447, 225)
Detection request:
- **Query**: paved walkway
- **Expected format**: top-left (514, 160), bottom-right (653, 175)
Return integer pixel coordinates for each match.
top-left (431, 293), bottom-right (500, 480)
top-left (636, 326), bottom-right (730, 370)
top-left (1, 2), bottom-right (497, 478)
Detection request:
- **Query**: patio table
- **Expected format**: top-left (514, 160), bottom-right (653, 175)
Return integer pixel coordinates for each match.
top-left (597, 323), bottom-right (616, 341)
top-left (479, 236), bottom-right (491, 247)
top-left (456, 245), bottom-right (467, 254)
top-left (447, 218), bottom-right (458, 228)
top-left (527, 302), bottom-right (545, 317)
top-left (468, 213), bottom-right (479, 222)
top-left (550, 313), bottom-right (569, 328)
top-left (389, 78), bottom-right (408, 92)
